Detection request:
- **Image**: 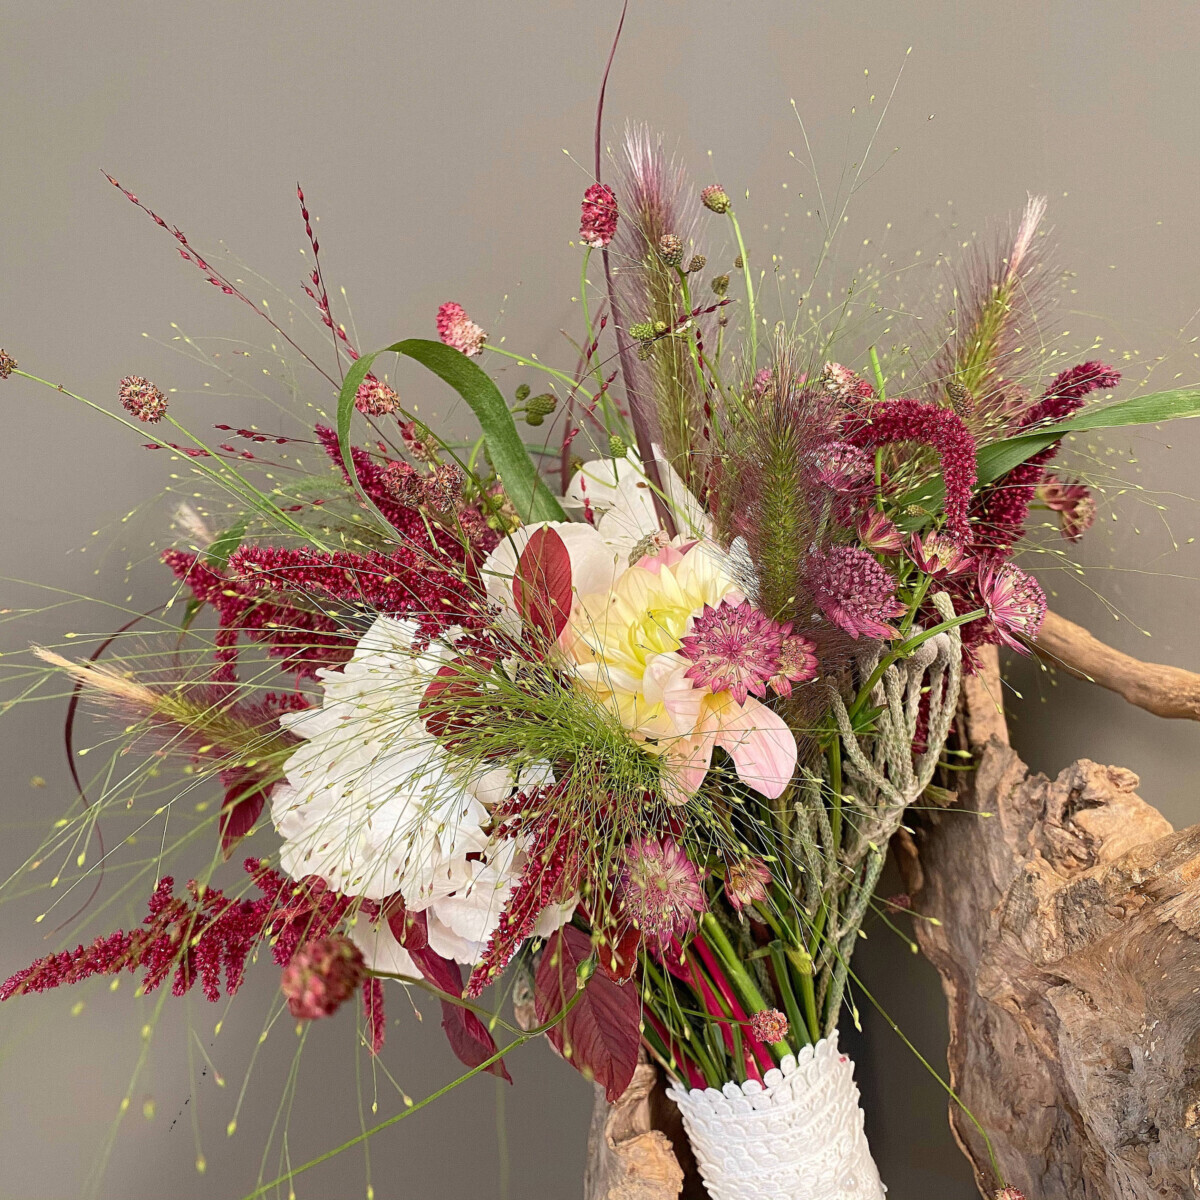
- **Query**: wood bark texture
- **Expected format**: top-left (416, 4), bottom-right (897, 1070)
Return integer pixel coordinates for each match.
top-left (897, 645), bottom-right (1200, 1198)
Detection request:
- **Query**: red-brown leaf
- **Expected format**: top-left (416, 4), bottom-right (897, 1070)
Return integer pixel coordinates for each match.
top-left (512, 526), bottom-right (573, 642)
top-left (534, 925), bottom-right (641, 1101)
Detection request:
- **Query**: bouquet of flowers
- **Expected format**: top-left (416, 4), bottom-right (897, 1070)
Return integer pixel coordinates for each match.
top-left (4, 96), bottom-right (1198, 1200)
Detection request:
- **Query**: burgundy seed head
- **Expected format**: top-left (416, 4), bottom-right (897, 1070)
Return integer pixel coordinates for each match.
top-left (119, 375), bottom-right (168, 423)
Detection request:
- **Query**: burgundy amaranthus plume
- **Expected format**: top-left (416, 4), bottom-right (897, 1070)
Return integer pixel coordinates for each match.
top-left (1, 860), bottom-right (352, 1006)
top-left (579, 182), bottom-right (618, 248)
top-left (808, 545), bottom-right (907, 640)
top-left (844, 399), bottom-right (977, 539)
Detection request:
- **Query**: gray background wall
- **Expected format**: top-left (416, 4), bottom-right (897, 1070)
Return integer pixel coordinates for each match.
top-left (2, 2), bottom-right (1198, 1198)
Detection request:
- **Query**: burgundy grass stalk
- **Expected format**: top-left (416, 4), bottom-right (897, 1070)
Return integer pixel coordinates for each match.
top-left (593, 2), bottom-right (676, 537)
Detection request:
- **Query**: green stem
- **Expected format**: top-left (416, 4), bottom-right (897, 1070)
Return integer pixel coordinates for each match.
top-left (698, 915), bottom-right (789, 1059)
top-left (728, 209), bottom-right (757, 366)
top-left (768, 943), bottom-right (810, 1049)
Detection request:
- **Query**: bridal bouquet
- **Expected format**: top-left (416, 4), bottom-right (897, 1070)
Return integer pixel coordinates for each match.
top-left (4, 114), bottom-right (1197, 1200)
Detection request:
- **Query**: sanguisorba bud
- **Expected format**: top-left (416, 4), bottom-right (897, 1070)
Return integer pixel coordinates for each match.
top-left (354, 376), bottom-right (399, 416)
top-left (608, 434), bottom-right (627, 459)
top-left (749, 1008), bottom-right (789, 1044)
top-left (710, 274), bottom-right (730, 297)
top-left (733, 254), bottom-right (744, 270)
top-left (628, 320), bottom-right (657, 342)
top-left (118, 375), bottom-right (168, 423)
top-left (0, 349), bottom-right (16, 379)
top-left (524, 392), bottom-right (557, 426)
top-left (514, 382), bottom-right (531, 403)
top-left (657, 233), bottom-right (685, 267)
top-left (687, 254), bottom-right (707, 274)
top-left (579, 182), bottom-right (618, 249)
top-left (701, 184), bottom-right (731, 214)
top-left (280, 935), bottom-right (365, 1021)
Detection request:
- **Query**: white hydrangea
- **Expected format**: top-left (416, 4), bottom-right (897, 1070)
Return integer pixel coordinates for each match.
top-left (271, 616), bottom-right (569, 973)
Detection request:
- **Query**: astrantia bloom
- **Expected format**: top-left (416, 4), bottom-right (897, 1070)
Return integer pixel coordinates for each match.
top-left (808, 545), bottom-right (907, 640)
top-left (768, 634), bottom-right (819, 697)
top-left (857, 508), bottom-right (903, 554)
top-left (815, 440), bottom-right (874, 493)
top-left (119, 375), bottom-right (168, 423)
top-left (724, 856), bottom-right (771, 912)
top-left (1039, 476), bottom-right (1096, 543)
top-left (907, 531), bottom-right (972, 579)
top-left (280, 935), bottom-right (364, 1020)
top-left (976, 560), bottom-right (1046, 652)
top-left (618, 836), bottom-right (706, 950)
top-left (354, 375), bottom-right (399, 416)
top-left (436, 301), bottom-right (487, 357)
top-left (679, 599), bottom-right (789, 705)
top-left (579, 182), bottom-right (618, 248)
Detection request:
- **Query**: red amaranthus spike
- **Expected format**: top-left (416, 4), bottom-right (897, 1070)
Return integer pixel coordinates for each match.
top-left (465, 789), bottom-right (583, 999)
top-left (1, 860), bottom-right (353, 1005)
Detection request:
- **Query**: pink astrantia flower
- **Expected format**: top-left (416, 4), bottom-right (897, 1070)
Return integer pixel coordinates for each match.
top-left (436, 302), bottom-right (487, 357)
top-left (814, 440), bottom-right (874, 493)
top-left (808, 545), bottom-right (907, 640)
top-left (725, 856), bottom-right (772, 913)
top-left (579, 182), bottom-right (618, 249)
top-left (857, 508), bottom-right (904, 554)
top-left (907, 530), bottom-right (973, 579)
top-left (1039, 476), bottom-right (1096, 543)
top-left (768, 634), bottom-right (819, 697)
top-left (618, 836), bottom-right (707, 951)
top-left (679, 599), bottom-right (788, 705)
top-left (749, 1008), bottom-right (789, 1044)
top-left (977, 560), bottom-right (1046, 652)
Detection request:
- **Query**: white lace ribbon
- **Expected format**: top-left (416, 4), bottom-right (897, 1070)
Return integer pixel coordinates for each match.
top-left (666, 1033), bottom-right (886, 1200)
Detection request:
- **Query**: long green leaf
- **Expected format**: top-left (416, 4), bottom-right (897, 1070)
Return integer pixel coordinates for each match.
top-left (337, 341), bottom-right (567, 526)
top-left (899, 387), bottom-right (1200, 524)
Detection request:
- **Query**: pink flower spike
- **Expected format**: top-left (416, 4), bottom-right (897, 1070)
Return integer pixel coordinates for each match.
top-left (857, 508), bottom-right (903, 554)
top-left (819, 361), bottom-right (876, 402)
top-left (436, 302), bottom-right (487, 357)
top-left (119, 375), bottom-right (168, 423)
top-left (768, 633), bottom-right (819, 697)
top-left (725, 857), bottom-right (772, 913)
top-left (977, 560), bottom-right (1046, 652)
top-left (354, 375), bottom-right (399, 416)
top-left (908, 530), bottom-right (973, 580)
top-left (808, 545), bottom-right (907, 640)
top-left (679, 599), bottom-right (788, 704)
top-left (579, 183), bottom-right (618, 249)
top-left (618, 837), bottom-right (707, 952)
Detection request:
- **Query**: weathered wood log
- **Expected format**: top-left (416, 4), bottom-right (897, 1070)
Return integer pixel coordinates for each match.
top-left (897, 646), bottom-right (1200, 1198)
top-left (1035, 610), bottom-right (1200, 722)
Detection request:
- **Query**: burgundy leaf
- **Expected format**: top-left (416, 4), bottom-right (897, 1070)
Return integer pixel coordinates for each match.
top-left (218, 769), bottom-right (266, 860)
top-left (534, 925), bottom-right (640, 1102)
top-left (408, 942), bottom-right (512, 1083)
top-left (512, 526), bottom-right (573, 642)
top-left (384, 897), bottom-right (429, 952)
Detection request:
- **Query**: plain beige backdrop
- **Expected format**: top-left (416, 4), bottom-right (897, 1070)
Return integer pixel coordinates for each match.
top-left (2, 2), bottom-right (1199, 1198)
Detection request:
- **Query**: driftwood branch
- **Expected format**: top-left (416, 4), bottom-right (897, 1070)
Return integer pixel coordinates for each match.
top-left (1036, 609), bottom-right (1200, 721)
top-left (898, 647), bottom-right (1200, 1198)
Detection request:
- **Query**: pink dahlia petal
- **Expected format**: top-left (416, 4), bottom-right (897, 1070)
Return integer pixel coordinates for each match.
top-left (679, 599), bottom-right (787, 705)
top-left (977, 560), bottom-right (1046, 652)
top-left (711, 695), bottom-right (797, 799)
top-left (808, 544), bottom-right (907, 640)
top-left (579, 183), bottom-right (618, 249)
top-left (436, 302), bottom-right (487, 357)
